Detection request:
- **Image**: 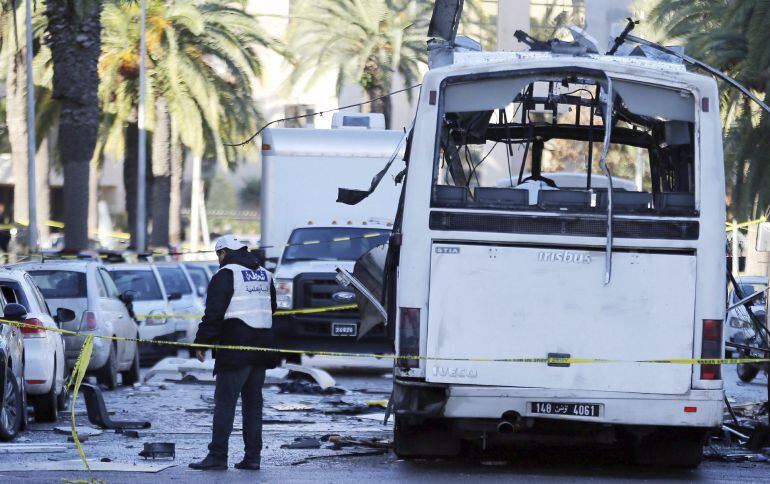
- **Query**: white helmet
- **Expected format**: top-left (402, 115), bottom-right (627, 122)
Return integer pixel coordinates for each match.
top-left (215, 234), bottom-right (247, 252)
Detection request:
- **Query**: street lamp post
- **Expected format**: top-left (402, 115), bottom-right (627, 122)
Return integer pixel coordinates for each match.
top-left (25, 0), bottom-right (37, 252)
top-left (136, 0), bottom-right (148, 252)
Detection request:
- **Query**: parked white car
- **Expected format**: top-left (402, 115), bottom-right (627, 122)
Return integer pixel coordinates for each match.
top-left (0, 269), bottom-right (73, 422)
top-left (106, 264), bottom-right (178, 365)
top-left (18, 261), bottom-right (140, 389)
top-left (154, 263), bottom-right (205, 343)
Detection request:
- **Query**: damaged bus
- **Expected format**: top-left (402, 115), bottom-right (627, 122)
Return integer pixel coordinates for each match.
top-left (385, 42), bottom-right (726, 466)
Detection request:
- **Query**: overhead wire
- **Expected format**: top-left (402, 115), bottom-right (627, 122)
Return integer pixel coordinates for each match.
top-left (224, 84), bottom-right (422, 147)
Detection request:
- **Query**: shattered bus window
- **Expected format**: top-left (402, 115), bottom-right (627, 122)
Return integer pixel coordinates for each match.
top-left (431, 72), bottom-right (696, 216)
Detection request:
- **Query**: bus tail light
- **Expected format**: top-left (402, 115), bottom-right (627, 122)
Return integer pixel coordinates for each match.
top-left (21, 318), bottom-right (46, 338)
top-left (700, 319), bottom-right (722, 380)
top-left (398, 308), bottom-right (420, 369)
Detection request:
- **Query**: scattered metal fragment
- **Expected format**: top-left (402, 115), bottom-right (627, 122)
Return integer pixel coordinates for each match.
top-left (55, 426), bottom-right (102, 437)
top-left (277, 380), bottom-right (345, 395)
top-left (280, 438), bottom-right (322, 449)
top-left (80, 383), bottom-right (152, 430)
top-left (0, 444), bottom-right (68, 454)
top-left (291, 449), bottom-right (388, 466)
top-left (271, 403), bottom-right (314, 411)
top-left (283, 363), bottom-right (336, 389)
top-left (139, 442), bottom-right (176, 460)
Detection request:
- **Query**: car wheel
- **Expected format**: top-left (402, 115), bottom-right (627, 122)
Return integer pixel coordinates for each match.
top-left (57, 384), bottom-right (69, 412)
top-left (121, 346), bottom-right (141, 386)
top-left (96, 343), bottom-right (118, 390)
top-left (32, 387), bottom-right (58, 424)
top-left (737, 349), bottom-right (760, 383)
top-left (0, 367), bottom-right (23, 441)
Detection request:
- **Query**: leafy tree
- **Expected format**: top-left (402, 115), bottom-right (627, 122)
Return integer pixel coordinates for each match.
top-left (648, 0), bottom-right (770, 219)
top-left (99, 0), bottom-right (267, 248)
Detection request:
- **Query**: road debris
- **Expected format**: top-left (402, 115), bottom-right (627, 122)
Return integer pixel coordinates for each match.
top-left (54, 426), bottom-right (103, 437)
top-left (139, 443), bottom-right (176, 460)
top-left (277, 380), bottom-right (345, 395)
top-left (283, 364), bottom-right (336, 389)
top-left (271, 403), bottom-right (314, 411)
top-left (321, 434), bottom-right (391, 450)
top-left (80, 383), bottom-right (152, 430)
top-left (0, 444), bottom-right (68, 454)
top-left (281, 438), bottom-right (322, 450)
top-left (291, 449), bottom-right (388, 466)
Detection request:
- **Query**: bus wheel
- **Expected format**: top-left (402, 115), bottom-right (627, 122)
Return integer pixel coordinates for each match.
top-left (394, 416), bottom-right (460, 459)
top-left (633, 429), bottom-right (704, 468)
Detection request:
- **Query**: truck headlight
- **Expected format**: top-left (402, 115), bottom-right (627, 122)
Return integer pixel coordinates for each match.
top-left (276, 279), bottom-right (293, 310)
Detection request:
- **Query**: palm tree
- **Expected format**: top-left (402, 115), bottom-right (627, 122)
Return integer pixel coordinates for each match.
top-left (285, 0), bottom-right (490, 128)
top-left (285, 0), bottom-right (429, 127)
top-left (44, 0), bottom-right (103, 251)
top-left (99, 0), bottom-right (266, 248)
top-left (1, 1), bottom-right (56, 249)
top-left (648, 0), bottom-right (770, 219)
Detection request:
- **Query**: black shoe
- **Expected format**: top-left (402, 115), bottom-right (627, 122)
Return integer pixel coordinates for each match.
top-left (234, 460), bottom-right (260, 470)
top-left (189, 455), bottom-right (227, 470)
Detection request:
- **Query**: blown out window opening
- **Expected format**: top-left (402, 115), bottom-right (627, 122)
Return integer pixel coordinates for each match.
top-left (431, 71), bottom-right (697, 217)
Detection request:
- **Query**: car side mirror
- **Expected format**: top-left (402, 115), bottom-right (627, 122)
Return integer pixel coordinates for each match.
top-left (168, 292), bottom-right (183, 301)
top-left (3, 303), bottom-right (27, 322)
top-left (55, 307), bottom-right (76, 324)
top-left (120, 290), bottom-right (137, 304)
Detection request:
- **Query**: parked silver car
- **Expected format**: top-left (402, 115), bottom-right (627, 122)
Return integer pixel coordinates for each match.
top-left (725, 276), bottom-right (767, 357)
top-left (18, 261), bottom-right (140, 389)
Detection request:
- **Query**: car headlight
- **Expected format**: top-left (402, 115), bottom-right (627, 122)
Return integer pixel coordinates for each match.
top-left (275, 279), bottom-right (293, 310)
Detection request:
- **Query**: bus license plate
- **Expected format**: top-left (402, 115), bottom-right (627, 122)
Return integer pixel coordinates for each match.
top-left (530, 402), bottom-right (602, 417)
top-left (331, 323), bottom-right (357, 337)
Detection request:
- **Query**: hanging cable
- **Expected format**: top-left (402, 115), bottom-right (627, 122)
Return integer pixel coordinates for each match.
top-left (224, 84), bottom-right (422, 147)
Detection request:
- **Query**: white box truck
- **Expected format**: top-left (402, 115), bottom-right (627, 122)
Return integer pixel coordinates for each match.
top-left (260, 113), bottom-right (405, 355)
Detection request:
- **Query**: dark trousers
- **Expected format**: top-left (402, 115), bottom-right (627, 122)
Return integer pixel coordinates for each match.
top-left (208, 365), bottom-right (266, 462)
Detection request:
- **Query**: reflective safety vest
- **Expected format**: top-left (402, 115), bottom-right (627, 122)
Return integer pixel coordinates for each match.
top-left (220, 264), bottom-right (273, 329)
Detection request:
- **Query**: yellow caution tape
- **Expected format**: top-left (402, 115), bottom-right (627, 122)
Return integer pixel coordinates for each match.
top-left (68, 335), bottom-right (94, 477)
top-left (1, 314), bottom-right (767, 478)
top-left (135, 304), bottom-right (357, 320)
top-left (726, 217), bottom-right (767, 231)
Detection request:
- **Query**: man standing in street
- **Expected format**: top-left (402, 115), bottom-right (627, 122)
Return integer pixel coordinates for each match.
top-left (189, 235), bottom-right (277, 471)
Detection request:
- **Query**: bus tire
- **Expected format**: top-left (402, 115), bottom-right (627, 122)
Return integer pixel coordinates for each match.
top-left (394, 416), bottom-right (460, 459)
top-left (633, 429), bottom-right (704, 468)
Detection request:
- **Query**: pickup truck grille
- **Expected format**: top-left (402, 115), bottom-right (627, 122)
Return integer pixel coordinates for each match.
top-left (294, 272), bottom-right (357, 317)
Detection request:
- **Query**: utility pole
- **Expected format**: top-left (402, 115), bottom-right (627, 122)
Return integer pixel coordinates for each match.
top-left (136, 0), bottom-right (148, 252)
top-left (25, 0), bottom-right (37, 252)
top-left (190, 154), bottom-right (202, 253)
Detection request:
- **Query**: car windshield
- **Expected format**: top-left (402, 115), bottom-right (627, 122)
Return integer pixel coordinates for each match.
top-left (28, 270), bottom-right (87, 299)
top-left (110, 270), bottom-right (163, 301)
top-left (185, 266), bottom-right (209, 296)
top-left (157, 266), bottom-right (193, 295)
top-left (282, 227), bottom-right (390, 263)
top-left (733, 283), bottom-right (767, 305)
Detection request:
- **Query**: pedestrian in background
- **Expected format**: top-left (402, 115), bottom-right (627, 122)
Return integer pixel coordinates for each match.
top-left (189, 235), bottom-right (277, 471)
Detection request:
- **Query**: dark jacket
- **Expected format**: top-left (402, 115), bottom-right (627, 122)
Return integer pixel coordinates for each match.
top-left (194, 248), bottom-right (279, 373)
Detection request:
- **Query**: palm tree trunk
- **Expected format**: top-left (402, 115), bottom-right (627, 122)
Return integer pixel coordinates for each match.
top-left (151, 96), bottom-right (171, 248)
top-left (45, 0), bottom-right (103, 251)
top-left (7, 48), bottom-right (50, 249)
top-left (168, 124), bottom-right (184, 245)
top-left (7, 51), bottom-right (28, 228)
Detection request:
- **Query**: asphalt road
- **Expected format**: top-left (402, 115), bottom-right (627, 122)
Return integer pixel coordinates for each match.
top-left (0, 358), bottom-right (767, 483)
